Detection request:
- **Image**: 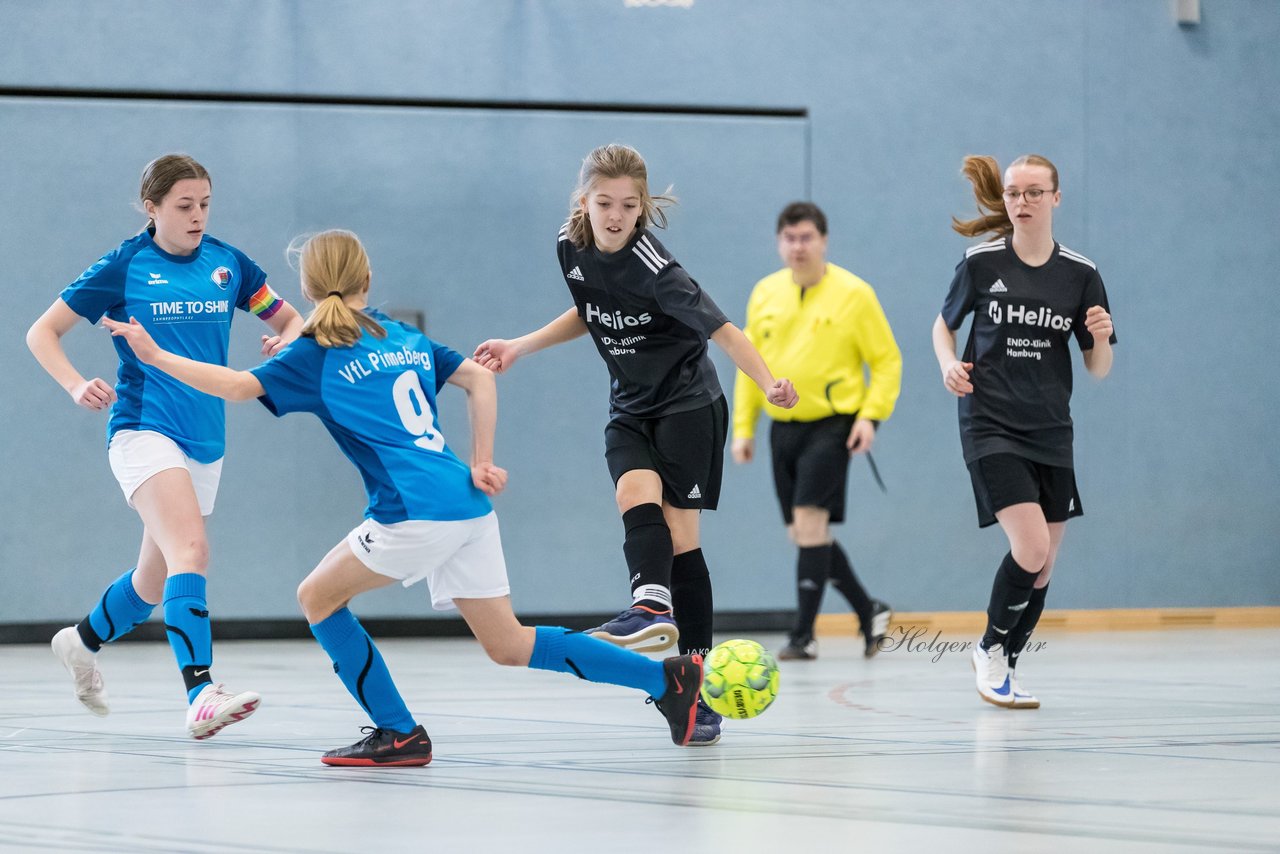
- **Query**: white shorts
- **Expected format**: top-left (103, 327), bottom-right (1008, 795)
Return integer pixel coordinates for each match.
top-left (107, 429), bottom-right (223, 517)
top-left (346, 511), bottom-right (511, 611)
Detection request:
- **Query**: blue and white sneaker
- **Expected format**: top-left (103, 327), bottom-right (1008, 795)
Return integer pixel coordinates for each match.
top-left (587, 606), bottom-right (679, 653)
top-left (971, 641), bottom-right (1014, 708)
top-left (690, 698), bottom-right (723, 746)
top-left (1009, 673), bottom-right (1041, 709)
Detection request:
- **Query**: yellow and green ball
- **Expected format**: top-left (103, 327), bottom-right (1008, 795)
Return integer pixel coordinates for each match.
top-left (700, 638), bottom-right (780, 719)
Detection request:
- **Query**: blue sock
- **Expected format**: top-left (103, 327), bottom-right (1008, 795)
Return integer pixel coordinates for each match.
top-left (76, 568), bottom-right (157, 652)
top-left (310, 608), bottom-right (417, 733)
top-left (529, 626), bottom-right (666, 698)
top-left (163, 573), bottom-right (214, 703)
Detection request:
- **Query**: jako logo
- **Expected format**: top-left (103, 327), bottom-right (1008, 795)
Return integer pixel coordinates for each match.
top-left (585, 302), bottom-right (652, 329)
top-left (988, 300), bottom-right (1072, 331)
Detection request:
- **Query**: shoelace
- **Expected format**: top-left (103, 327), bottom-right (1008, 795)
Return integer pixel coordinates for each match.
top-left (355, 726), bottom-right (387, 746)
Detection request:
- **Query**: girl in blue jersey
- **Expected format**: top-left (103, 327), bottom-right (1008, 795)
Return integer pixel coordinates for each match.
top-left (932, 154), bottom-right (1115, 709)
top-left (27, 154), bottom-right (304, 739)
top-left (103, 229), bottom-right (706, 766)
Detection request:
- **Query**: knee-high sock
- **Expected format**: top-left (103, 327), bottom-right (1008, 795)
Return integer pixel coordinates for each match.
top-left (622, 503), bottom-right (674, 610)
top-left (792, 545), bottom-right (831, 640)
top-left (163, 573), bottom-right (214, 702)
top-left (980, 553), bottom-right (1038, 651)
top-left (1008, 584), bottom-right (1049, 670)
top-left (827, 541), bottom-right (873, 624)
top-left (529, 626), bottom-right (665, 697)
top-left (76, 568), bottom-right (157, 652)
top-left (310, 608), bottom-right (417, 733)
top-left (671, 549), bottom-right (713, 657)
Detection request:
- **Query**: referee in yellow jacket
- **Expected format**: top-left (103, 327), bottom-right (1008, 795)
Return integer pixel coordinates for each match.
top-left (732, 202), bottom-right (902, 660)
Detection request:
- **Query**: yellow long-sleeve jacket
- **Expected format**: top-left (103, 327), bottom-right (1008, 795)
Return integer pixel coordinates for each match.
top-left (733, 263), bottom-right (902, 439)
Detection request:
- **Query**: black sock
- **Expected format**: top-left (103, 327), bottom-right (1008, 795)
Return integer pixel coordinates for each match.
top-left (671, 549), bottom-right (713, 657)
top-left (792, 545), bottom-right (831, 640)
top-left (622, 503), bottom-right (673, 611)
top-left (981, 552), bottom-right (1038, 650)
top-left (1008, 583), bottom-right (1048, 670)
top-left (828, 541), bottom-right (873, 624)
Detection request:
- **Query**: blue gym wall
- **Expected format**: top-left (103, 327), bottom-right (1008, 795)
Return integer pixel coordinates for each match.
top-left (1, 0), bottom-right (1276, 628)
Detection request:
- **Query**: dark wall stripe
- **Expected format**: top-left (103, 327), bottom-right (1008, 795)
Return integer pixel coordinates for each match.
top-left (0, 85), bottom-right (806, 119)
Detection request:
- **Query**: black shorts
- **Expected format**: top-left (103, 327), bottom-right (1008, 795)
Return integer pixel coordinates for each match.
top-left (968, 453), bottom-right (1083, 529)
top-left (604, 396), bottom-right (728, 510)
top-left (769, 413), bottom-right (856, 525)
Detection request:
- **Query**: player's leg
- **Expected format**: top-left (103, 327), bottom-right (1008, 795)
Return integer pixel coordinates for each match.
top-left (968, 455), bottom-right (1051, 707)
top-left (456, 598), bottom-right (700, 746)
top-left (1005, 464), bottom-right (1079, 708)
top-left (298, 535), bottom-right (430, 766)
top-left (51, 530), bottom-right (166, 716)
top-left (657, 399), bottom-right (726, 744)
top-left (132, 465), bottom-right (258, 737)
top-left (589, 421), bottom-right (679, 651)
top-left (1003, 522), bottom-right (1061, 709)
top-left (443, 514), bottom-right (702, 746)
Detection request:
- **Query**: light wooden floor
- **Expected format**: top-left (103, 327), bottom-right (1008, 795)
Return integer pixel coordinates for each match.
top-left (1, 628), bottom-right (1277, 852)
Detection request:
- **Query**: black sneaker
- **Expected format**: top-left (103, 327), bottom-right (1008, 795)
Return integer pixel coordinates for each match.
top-left (862, 600), bottom-right (893, 659)
top-left (320, 724), bottom-right (433, 767)
top-left (690, 697), bottom-right (723, 746)
top-left (652, 653), bottom-right (703, 746)
top-left (777, 634), bottom-right (817, 661)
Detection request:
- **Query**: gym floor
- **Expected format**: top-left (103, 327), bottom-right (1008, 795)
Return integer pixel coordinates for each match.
top-left (2, 628), bottom-right (1277, 852)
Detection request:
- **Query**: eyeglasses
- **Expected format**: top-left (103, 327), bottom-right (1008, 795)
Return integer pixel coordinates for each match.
top-left (1002, 188), bottom-right (1055, 203)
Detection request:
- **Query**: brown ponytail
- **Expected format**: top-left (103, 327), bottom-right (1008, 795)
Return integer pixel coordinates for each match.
top-left (951, 154), bottom-right (1059, 238)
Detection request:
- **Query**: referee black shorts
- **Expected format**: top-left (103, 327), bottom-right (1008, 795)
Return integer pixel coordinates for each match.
top-left (769, 413), bottom-right (856, 525)
top-left (604, 396), bottom-right (728, 510)
top-left (968, 453), bottom-right (1083, 529)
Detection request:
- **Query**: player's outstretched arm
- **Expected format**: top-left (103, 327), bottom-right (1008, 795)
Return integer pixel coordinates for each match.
top-left (446, 359), bottom-right (508, 496)
top-left (102, 317), bottom-right (264, 401)
top-left (473, 307), bottom-right (586, 374)
top-left (26, 299), bottom-right (117, 411)
top-left (710, 322), bottom-right (797, 409)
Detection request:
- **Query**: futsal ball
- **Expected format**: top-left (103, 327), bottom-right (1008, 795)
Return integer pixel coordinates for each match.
top-left (700, 638), bottom-right (780, 719)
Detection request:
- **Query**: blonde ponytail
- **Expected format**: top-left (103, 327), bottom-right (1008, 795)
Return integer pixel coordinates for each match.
top-left (288, 230), bottom-right (386, 348)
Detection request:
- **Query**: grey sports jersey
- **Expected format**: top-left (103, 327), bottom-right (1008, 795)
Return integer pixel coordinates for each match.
top-left (941, 237), bottom-right (1116, 468)
top-left (558, 225), bottom-right (729, 418)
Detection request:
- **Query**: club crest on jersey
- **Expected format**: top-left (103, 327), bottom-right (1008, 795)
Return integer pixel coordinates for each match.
top-left (210, 267), bottom-right (233, 289)
top-left (988, 299), bottom-right (1072, 331)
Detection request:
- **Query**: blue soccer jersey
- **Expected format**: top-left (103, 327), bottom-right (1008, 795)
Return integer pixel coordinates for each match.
top-left (250, 309), bottom-right (492, 524)
top-left (61, 230), bottom-right (283, 463)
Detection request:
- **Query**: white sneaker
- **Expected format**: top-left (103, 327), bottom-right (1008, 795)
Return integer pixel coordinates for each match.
top-left (186, 683), bottom-right (261, 740)
top-left (971, 641), bottom-right (1014, 707)
top-left (1009, 674), bottom-right (1041, 709)
top-left (51, 626), bottom-right (109, 716)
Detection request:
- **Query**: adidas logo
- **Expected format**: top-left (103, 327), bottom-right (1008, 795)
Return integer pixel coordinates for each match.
top-left (989, 279), bottom-right (1007, 293)
top-left (566, 266), bottom-right (584, 281)
top-left (687, 484), bottom-right (701, 500)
